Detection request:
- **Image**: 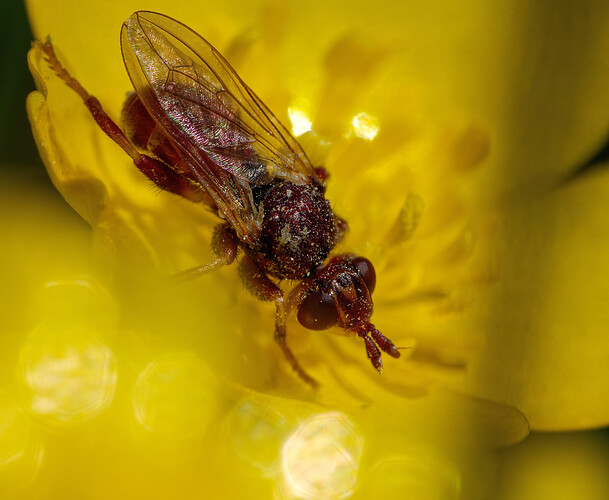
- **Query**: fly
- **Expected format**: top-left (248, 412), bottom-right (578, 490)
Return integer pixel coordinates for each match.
top-left (36, 11), bottom-right (401, 386)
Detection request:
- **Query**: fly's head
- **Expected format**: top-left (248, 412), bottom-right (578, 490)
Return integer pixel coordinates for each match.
top-left (290, 253), bottom-right (400, 373)
top-left (294, 254), bottom-right (376, 331)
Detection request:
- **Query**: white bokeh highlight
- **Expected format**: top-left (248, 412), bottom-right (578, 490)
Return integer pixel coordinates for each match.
top-left (280, 412), bottom-right (363, 499)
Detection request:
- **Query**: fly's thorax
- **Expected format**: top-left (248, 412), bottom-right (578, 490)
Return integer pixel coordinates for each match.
top-left (254, 181), bottom-right (339, 280)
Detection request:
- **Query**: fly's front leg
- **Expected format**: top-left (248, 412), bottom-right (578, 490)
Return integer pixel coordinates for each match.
top-left (356, 329), bottom-right (383, 374)
top-left (354, 324), bottom-right (401, 374)
top-left (239, 256), bottom-right (318, 387)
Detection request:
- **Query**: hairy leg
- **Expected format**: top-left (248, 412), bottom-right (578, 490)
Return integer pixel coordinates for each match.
top-left (37, 39), bottom-right (204, 203)
top-left (239, 256), bottom-right (318, 387)
top-left (171, 224), bottom-right (239, 281)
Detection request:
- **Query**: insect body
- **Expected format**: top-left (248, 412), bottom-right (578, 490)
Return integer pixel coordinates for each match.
top-left (37, 11), bottom-right (400, 386)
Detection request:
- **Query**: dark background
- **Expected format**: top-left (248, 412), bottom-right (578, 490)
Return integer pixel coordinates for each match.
top-left (0, 2), bottom-right (46, 172)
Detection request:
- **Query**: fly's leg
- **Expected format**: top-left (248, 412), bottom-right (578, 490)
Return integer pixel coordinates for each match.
top-left (171, 224), bottom-right (238, 281)
top-left (273, 297), bottom-right (319, 388)
top-left (356, 328), bottom-right (384, 374)
top-left (239, 256), bottom-right (318, 387)
top-left (355, 324), bottom-right (401, 374)
top-left (369, 325), bottom-right (401, 359)
top-left (36, 39), bottom-right (204, 203)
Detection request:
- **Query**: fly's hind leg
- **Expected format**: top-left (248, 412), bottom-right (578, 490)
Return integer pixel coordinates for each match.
top-left (37, 38), bottom-right (205, 204)
top-left (239, 256), bottom-right (318, 387)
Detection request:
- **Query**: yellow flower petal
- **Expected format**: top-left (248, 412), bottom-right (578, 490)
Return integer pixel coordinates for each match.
top-left (497, 432), bottom-right (609, 499)
top-left (26, 85), bottom-right (108, 225)
top-left (465, 166), bottom-right (609, 430)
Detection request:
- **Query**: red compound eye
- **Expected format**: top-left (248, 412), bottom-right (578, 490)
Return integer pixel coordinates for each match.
top-left (297, 292), bottom-right (338, 330)
top-left (353, 257), bottom-right (376, 293)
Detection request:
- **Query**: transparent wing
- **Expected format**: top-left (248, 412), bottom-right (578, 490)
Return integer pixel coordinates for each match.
top-left (121, 11), bottom-right (316, 188)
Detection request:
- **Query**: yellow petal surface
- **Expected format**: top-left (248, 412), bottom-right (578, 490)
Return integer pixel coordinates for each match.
top-left (496, 432), bottom-right (609, 499)
top-left (464, 166), bottom-right (609, 430)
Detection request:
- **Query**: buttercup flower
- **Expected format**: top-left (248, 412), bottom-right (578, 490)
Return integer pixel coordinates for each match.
top-left (12, 0), bottom-right (609, 498)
